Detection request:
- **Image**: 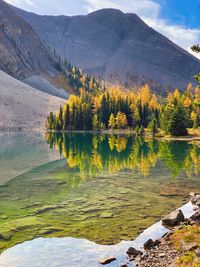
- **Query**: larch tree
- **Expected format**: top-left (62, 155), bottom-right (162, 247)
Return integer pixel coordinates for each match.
top-left (108, 113), bottom-right (115, 130)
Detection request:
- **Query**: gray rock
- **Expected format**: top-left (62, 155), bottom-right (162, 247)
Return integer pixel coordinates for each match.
top-left (144, 239), bottom-right (155, 250)
top-left (195, 249), bottom-right (200, 257)
top-left (162, 209), bottom-right (185, 227)
top-left (126, 247), bottom-right (142, 257)
top-left (182, 242), bottom-right (198, 252)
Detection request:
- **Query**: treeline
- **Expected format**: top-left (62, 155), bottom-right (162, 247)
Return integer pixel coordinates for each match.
top-left (46, 84), bottom-right (200, 136)
top-left (53, 51), bottom-right (103, 94)
top-left (66, 62), bottom-right (103, 94)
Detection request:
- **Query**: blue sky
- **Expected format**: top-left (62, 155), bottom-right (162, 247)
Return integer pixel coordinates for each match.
top-left (5, 0), bottom-right (200, 58)
top-left (159, 0), bottom-right (199, 28)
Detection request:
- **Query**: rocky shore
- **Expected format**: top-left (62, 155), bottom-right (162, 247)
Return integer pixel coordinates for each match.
top-left (99, 193), bottom-right (200, 267)
top-left (133, 193), bottom-right (200, 267)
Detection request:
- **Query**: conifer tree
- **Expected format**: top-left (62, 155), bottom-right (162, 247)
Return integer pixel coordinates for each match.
top-left (168, 105), bottom-right (188, 136)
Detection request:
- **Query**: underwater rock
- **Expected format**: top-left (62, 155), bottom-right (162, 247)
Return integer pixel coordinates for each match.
top-left (99, 257), bottom-right (116, 265)
top-left (162, 209), bottom-right (185, 227)
top-left (100, 212), bottom-right (114, 218)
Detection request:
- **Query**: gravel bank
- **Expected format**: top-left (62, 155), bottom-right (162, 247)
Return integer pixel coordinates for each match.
top-left (0, 70), bottom-right (65, 131)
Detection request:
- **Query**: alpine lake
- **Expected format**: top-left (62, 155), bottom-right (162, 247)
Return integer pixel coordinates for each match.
top-left (0, 132), bottom-right (200, 267)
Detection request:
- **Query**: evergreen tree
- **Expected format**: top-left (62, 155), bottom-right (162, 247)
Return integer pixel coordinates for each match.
top-left (168, 105), bottom-right (188, 136)
top-left (148, 116), bottom-right (158, 138)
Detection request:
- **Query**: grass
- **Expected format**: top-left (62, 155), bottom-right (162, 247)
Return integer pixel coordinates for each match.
top-left (171, 225), bottom-right (200, 266)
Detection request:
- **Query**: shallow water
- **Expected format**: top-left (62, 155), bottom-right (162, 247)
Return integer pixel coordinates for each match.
top-left (0, 132), bottom-right (200, 266)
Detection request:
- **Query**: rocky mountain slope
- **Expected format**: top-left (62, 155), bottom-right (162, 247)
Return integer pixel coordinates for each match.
top-left (0, 70), bottom-right (65, 130)
top-left (0, 0), bottom-right (71, 98)
top-left (0, 0), bottom-right (59, 80)
top-left (12, 7), bottom-right (200, 91)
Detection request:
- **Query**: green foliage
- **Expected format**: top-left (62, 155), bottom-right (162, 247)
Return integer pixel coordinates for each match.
top-left (66, 62), bottom-right (103, 94)
top-left (168, 105), bottom-right (188, 136)
top-left (47, 85), bottom-right (200, 136)
top-left (191, 44), bottom-right (200, 53)
top-left (148, 115), bottom-right (158, 137)
top-left (191, 43), bottom-right (200, 88)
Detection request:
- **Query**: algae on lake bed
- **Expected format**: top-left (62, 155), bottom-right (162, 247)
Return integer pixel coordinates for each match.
top-left (0, 133), bottom-right (200, 253)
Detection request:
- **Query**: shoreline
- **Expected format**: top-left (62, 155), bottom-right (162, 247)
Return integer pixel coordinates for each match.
top-left (132, 193), bottom-right (200, 267)
top-left (98, 196), bottom-right (199, 267)
top-left (2, 128), bottom-right (199, 142)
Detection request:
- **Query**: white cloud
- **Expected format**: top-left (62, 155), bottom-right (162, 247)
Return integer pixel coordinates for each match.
top-left (4, 0), bottom-right (200, 59)
top-left (84, 0), bottom-right (160, 19)
top-left (143, 18), bottom-right (200, 59)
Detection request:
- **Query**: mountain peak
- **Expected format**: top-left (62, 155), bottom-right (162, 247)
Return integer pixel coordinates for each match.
top-left (88, 8), bottom-right (124, 16)
top-left (4, 3), bottom-right (200, 92)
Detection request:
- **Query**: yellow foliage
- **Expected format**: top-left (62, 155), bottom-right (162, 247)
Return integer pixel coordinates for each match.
top-left (140, 84), bottom-right (150, 105)
top-left (149, 94), bottom-right (159, 110)
top-left (174, 88), bottom-right (181, 99)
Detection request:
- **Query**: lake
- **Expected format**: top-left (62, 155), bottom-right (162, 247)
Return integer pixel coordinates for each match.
top-left (0, 132), bottom-right (200, 267)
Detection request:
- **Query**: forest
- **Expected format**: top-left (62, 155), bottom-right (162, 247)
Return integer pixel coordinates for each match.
top-left (46, 82), bottom-right (200, 137)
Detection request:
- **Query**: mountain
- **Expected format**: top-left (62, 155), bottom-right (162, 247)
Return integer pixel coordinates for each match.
top-left (0, 0), bottom-right (60, 80)
top-left (0, 70), bottom-right (65, 131)
top-left (12, 7), bottom-right (200, 91)
top-left (0, 0), bottom-right (72, 98)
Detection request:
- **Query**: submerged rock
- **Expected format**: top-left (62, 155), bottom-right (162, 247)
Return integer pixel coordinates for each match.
top-left (99, 257), bottom-right (116, 265)
top-left (162, 209), bottom-right (185, 227)
top-left (100, 212), bottom-right (114, 218)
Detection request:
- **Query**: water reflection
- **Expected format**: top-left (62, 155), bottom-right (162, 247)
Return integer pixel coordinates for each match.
top-left (46, 133), bottom-right (200, 177)
top-left (0, 133), bottom-right (200, 261)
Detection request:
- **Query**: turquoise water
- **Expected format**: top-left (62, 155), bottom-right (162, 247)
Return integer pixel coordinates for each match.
top-left (0, 132), bottom-right (199, 267)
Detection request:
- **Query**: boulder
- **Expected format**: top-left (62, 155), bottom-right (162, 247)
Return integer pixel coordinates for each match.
top-left (99, 257), bottom-right (116, 265)
top-left (126, 247), bottom-right (142, 258)
top-left (144, 239), bottom-right (155, 250)
top-left (162, 209), bottom-right (185, 227)
top-left (143, 238), bottom-right (161, 250)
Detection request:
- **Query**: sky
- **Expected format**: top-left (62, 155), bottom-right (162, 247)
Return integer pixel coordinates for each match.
top-left (5, 0), bottom-right (200, 59)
